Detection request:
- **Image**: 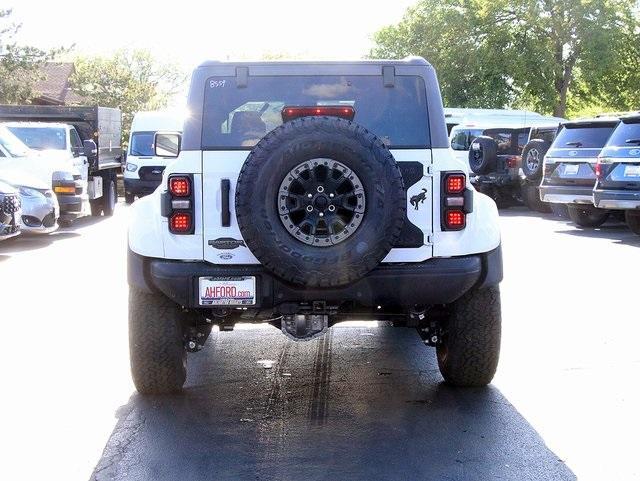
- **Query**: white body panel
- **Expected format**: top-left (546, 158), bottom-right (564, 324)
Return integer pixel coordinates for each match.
top-left (129, 147), bottom-right (501, 262)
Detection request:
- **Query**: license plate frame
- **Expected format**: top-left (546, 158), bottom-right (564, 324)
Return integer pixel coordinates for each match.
top-left (564, 164), bottom-right (579, 175)
top-left (198, 276), bottom-right (256, 306)
top-left (624, 165), bottom-right (640, 177)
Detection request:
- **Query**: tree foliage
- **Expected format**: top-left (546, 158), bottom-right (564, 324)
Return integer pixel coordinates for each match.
top-left (70, 50), bottom-right (186, 143)
top-left (370, 0), bottom-right (640, 117)
top-left (0, 9), bottom-right (60, 104)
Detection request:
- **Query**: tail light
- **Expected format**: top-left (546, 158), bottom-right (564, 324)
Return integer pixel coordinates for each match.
top-left (595, 161), bottom-right (603, 179)
top-left (170, 212), bottom-right (192, 233)
top-left (281, 105), bottom-right (355, 122)
top-left (169, 176), bottom-right (191, 197)
top-left (163, 174), bottom-right (194, 234)
top-left (441, 172), bottom-right (472, 231)
top-left (505, 155), bottom-right (520, 168)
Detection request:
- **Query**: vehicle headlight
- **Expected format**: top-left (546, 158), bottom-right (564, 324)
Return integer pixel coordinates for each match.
top-left (126, 162), bottom-right (138, 172)
top-left (19, 186), bottom-right (45, 198)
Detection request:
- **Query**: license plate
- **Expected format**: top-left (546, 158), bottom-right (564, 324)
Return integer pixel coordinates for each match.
top-left (564, 164), bottom-right (579, 175)
top-left (199, 276), bottom-right (256, 305)
top-left (624, 165), bottom-right (640, 177)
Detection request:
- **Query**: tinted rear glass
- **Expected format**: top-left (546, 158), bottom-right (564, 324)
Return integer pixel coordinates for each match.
top-left (450, 129), bottom-right (483, 151)
top-left (606, 119), bottom-right (640, 147)
top-left (553, 123), bottom-right (617, 149)
top-left (202, 75), bottom-right (430, 149)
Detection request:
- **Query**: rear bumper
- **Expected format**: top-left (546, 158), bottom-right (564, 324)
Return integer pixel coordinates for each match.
top-left (593, 189), bottom-right (640, 210)
top-left (128, 246), bottom-right (503, 310)
top-left (124, 178), bottom-right (161, 196)
top-left (57, 194), bottom-right (83, 215)
top-left (539, 184), bottom-right (593, 205)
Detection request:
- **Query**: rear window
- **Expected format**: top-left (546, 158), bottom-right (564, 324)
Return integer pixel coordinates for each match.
top-left (450, 128), bottom-right (483, 151)
top-left (553, 123), bottom-right (617, 149)
top-left (202, 75), bottom-right (430, 149)
top-left (606, 119), bottom-right (640, 147)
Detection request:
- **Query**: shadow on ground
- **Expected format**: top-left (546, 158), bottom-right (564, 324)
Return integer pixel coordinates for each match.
top-left (91, 325), bottom-right (575, 481)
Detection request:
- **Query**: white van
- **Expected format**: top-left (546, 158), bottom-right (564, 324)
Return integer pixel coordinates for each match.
top-left (124, 111), bottom-right (183, 203)
top-left (444, 108), bottom-right (544, 135)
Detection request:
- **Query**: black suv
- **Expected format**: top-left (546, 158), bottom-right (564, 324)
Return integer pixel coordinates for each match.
top-left (593, 113), bottom-right (640, 235)
top-left (539, 118), bottom-right (619, 227)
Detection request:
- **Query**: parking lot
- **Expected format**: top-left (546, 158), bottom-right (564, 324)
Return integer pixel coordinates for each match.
top-left (1, 204), bottom-right (639, 481)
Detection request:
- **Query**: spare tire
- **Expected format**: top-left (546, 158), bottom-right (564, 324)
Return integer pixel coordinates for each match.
top-left (468, 136), bottom-right (498, 175)
top-left (521, 139), bottom-right (550, 181)
top-left (235, 116), bottom-right (406, 288)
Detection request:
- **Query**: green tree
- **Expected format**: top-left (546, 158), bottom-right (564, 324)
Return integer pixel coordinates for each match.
top-left (370, 0), bottom-right (640, 117)
top-left (0, 9), bottom-right (60, 103)
top-left (70, 49), bottom-right (186, 143)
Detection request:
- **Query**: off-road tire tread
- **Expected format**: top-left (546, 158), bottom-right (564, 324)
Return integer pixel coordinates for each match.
top-left (521, 139), bottom-right (550, 181)
top-left (437, 286), bottom-right (501, 387)
top-left (129, 287), bottom-right (186, 394)
top-left (235, 116), bottom-right (405, 287)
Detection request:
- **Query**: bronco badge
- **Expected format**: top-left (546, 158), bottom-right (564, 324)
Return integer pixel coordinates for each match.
top-left (208, 238), bottom-right (246, 250)
top-left (410, 188), bottom-right (428, 210)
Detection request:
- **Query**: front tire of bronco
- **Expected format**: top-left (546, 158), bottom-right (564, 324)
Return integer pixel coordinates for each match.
top-left (437, 286), bottom-right (501, 387)
top-left (129, 287), bottom-right (187, 394)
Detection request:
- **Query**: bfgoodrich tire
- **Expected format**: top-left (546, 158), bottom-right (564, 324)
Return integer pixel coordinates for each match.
top-left (567, 205), bottom-right (609, 228)
top-left (235, 116), bottom-right (406, 288)
top-left (129, 287), bottom-right (187, 394)
top-left (437, 286), bottom-right (501, 387)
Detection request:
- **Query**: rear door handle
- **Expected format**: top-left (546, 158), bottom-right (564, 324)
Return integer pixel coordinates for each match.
top-left (221, 179), bottom-right (231, 227)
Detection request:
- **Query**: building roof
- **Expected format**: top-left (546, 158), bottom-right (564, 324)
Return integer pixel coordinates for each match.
top-left (32, 63), bottom-right (85, 106)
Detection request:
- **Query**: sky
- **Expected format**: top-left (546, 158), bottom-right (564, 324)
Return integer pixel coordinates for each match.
top-left (9, 0), bottom-right (417, 70)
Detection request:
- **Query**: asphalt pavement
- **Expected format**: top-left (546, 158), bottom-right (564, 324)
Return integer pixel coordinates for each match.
top-left (1, 204), bottom-right (639, 481)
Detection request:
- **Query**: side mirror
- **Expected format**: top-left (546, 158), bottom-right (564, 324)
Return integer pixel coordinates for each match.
top-left (83, 139), bottom-right (97, 159)
top-left (154, 132), bottom-right (181, 158)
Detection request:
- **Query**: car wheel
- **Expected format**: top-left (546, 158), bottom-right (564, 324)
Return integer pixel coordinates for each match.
top-left (521, 183), bottom-right (551, 213)
top-left (235, 116), bottom-right (406, 288)
top-left (625, 210), bottom-right (640, 235)
top-left (436, 286), bottom-right (501, 387)
top-left (521, 139), bottom-right (550, 181)
top-left (567, 205), bottom-right (609, 228)
top-left (125, 193), bottom-right (135, 204)
top-left (129, 287), bottom-right (187, 394)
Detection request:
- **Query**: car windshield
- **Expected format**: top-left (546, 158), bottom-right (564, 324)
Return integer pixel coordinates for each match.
top-left (7, 126), bottom-right (67, 151)
top-left (605, 119), bottom-right (640, 147)
top-left (129, 132), bottom-right (156, 156)
top-left (553, 123), bottom-right (617, 149)
top-left (202, 75), bottom-right (430, 149)
top-left (0, 126), bottom-right (31, 157)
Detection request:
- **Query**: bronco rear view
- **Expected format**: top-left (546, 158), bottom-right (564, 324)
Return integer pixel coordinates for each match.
top-left (127, 58), bottom-right (503, 394)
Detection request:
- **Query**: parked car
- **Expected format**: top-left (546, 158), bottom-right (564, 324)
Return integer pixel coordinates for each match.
top-left (0, 105), bottom-right (123, 226)
top-left (592, 113), bottom-right (640, 235)
top-left (0, 170), bottom-right (59, 234)
top-left (539, 117), bottom-right (619, 227)
top-left (0, 180), bottom-right (21, 241)
top-left (124, 111), bottom-right (183, 203)
top-left (444, 107), bottom-right (545, 135)
top-left (462, 121), bottom-right (563, 207)
top-left (127, 58), bottom-right (504, 394)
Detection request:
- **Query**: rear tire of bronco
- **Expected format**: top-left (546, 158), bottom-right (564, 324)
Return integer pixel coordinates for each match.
top-left (436, 286), bottom-right (501, 387)
top-left (129, 287), bottom-right (187, 394)
top-left (468, 136), bottom-right (498, 175)
top-left (625, 211), bottom-right (640, 235)
top-left (567, 205), bottom-right (609, 228)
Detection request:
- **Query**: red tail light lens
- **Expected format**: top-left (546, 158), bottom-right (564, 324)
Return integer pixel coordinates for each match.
top-left (281, 106), bottom-right (355, 122)
top-left (170, 212), bottom-right (192, 233)
top-left (506, 155), bottom-right (520, 168)
top-left (445, 209), bottom-right (466, 230)
top-left (169, 176), bottom-right (190, 197)
top-left (595, 161), bottom-right (603, 179)
top-left (445, 174), bottom-right (466, 194)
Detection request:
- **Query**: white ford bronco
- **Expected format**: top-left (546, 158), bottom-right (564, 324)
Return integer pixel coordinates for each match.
top-left (127, 58), bottom-right (503, 394)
